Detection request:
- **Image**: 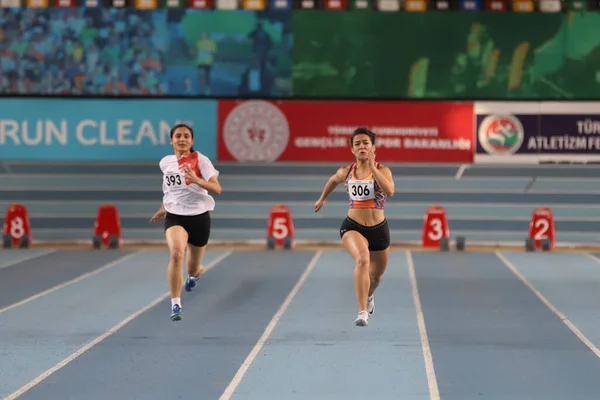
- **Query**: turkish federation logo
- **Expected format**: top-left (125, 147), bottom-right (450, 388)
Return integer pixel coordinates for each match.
top-left (223, 100), bottom-right (290, 162)
top-left (478, 114), bottom-right (524, 155)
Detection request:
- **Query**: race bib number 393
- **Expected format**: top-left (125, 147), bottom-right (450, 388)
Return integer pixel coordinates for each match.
top-left (165, 173), bottom-right (185, 190)
top-left (348, 179), bottom-right (375, 201)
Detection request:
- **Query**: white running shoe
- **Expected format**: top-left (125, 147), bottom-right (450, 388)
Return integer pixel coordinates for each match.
top-left (367, 295), bottom-right (375, 315)
top-left (354, 310), bottom-right (369, 327)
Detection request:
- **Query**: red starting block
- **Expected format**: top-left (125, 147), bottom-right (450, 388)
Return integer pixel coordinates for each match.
top-left (2, 204), bottom-right (32, 248)
top-left (266, 204), bottom-right (294, 250)
top-left (93, 205), bottom-right (122, 249)
top-left (527, 207), bottom-right (555, 251)
top-left (422, 205), bottom-right (450, 248)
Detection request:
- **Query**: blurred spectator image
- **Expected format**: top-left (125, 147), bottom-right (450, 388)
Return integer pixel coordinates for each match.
top-left (0, 8), bottom-right (293, 97)
top-left (0, 8), bottom-right (168, 95)
top-left (165, 9), bottom-right (292, 97)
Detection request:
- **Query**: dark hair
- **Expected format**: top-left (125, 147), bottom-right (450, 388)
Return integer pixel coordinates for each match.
top-left (170, 123), bottom-right (195, 152)
top-left (350, 127), bottom-right (376, 146)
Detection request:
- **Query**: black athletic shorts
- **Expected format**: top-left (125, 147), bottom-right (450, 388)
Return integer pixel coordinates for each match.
top-left (164, 211), bottom-right (211, 247)
top-left (339, 216), bottom-right (390, 252)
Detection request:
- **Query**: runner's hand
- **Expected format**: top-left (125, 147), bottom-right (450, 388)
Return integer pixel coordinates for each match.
top-left (367, 150), bottom-right (377, 171)
top-left (150, 209), bottom-right (166, 223)
top-left (184, 166), bottom-right (199, 185)
top-left (314, 199), bottom-right (325, 212)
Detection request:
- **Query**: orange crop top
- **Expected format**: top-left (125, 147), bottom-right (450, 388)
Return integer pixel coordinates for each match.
top-left (344, 163), bottom-right (387, 209)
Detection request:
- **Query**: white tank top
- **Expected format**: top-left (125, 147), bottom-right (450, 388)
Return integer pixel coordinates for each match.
top-left (160, 151), bottom-right (219, 216)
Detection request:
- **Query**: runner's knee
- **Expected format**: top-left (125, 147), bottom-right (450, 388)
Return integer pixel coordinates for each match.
top-left (369, 273), bottom-right (381, 285)
top-left (355, 253), bottom-right (370, 270)
top-left (170, 248), bottom-right (185, 265)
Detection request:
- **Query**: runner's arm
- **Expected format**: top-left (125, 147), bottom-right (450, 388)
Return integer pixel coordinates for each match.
top-left (196, 175), bottom-right (222, 195)
top-left (317, 166), bottom-right (348, 201)
top-left (372, 165), bottom-right (394, 197)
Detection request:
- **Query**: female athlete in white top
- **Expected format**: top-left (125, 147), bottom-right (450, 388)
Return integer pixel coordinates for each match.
top-left (150, 123), bottom-right (222, 321)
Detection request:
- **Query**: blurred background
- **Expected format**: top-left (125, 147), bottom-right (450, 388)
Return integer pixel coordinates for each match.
top-left (1, 0), bottom-right (600, 247)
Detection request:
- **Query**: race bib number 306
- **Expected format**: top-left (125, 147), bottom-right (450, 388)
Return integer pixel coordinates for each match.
top-left (348, 179), bottom-right (375, 201)
top-left (165, 173), bottom-right (185, 190)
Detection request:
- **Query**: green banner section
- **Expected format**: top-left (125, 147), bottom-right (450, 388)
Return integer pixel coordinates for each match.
top-left (292, 11), bottom-right (600, 99)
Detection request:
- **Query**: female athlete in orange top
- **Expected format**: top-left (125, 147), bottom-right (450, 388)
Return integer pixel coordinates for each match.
top-left (315, 127), bottom-right (395, 327)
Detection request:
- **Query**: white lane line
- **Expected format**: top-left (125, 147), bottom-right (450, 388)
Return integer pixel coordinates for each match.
top-left (406, 251), bottom-right (440, 400)
top-left (219, 250), bottom-right (323, 400)
top-left (0, 250), bottom-right (57, 271)
top-left (0, 251), bottom-right (141, 314)
top-left (4, 250), bottom-right (234, 400)
top-left (496, 251), bottom-right (600, 359)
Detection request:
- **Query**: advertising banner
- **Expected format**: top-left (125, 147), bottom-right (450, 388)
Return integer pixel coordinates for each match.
top-left (218, 100), bottom-right (474, 163)
top-left (0, 99), bottom-right (217, 160)
top-left (475, 102), bottom-right (600, 163)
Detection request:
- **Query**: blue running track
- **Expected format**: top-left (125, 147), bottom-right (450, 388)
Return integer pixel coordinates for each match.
top-left (3, 248), bottom-right (600, 399)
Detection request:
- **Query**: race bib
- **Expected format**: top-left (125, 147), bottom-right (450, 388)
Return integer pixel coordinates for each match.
top-left (164, 172), bottom-right (185, 191)
top-left (348, 179), bottom-right (375, 201)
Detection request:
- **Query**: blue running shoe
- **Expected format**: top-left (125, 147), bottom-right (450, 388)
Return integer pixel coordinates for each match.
top-left (171, 304), bottom-right (182, 321)
top-left (185, 275), bottom-right (199, 292)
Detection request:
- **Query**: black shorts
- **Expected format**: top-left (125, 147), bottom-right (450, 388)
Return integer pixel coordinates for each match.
top-left (339, 216), bottom-right (390, 252)
top-left (164, 211), bottom-right (211, 247)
